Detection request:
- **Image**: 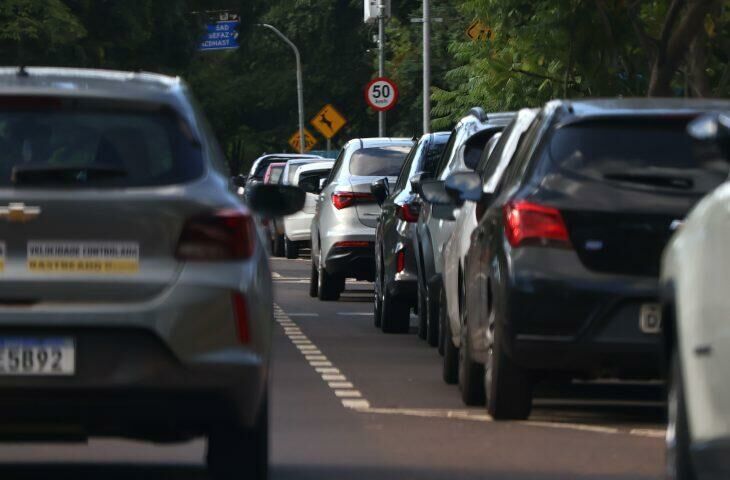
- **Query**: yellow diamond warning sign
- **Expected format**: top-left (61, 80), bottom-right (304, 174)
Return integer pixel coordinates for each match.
top-left (288, 129), bottom-right (318, 153)
top-left (310, 104), bottom-right (347, 139)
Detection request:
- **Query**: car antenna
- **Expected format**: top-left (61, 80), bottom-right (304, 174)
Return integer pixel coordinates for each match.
top-left (17, 66), bottom-right (29, 78)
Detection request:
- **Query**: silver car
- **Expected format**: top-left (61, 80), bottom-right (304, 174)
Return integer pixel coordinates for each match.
top-left (310, 138), bottom-right (413, 300)
top-left (0, 67), bottom-right (303, 480)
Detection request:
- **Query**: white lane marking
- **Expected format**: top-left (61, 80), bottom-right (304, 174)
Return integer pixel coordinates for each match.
top-left (337, 312), bottom-right (373, 316)
top-left (275, 304), bottom-right (664, 439)
top-left (272, 272), bottom-right (282, 278)
top-left (287, 313), bottom-right (319, 317)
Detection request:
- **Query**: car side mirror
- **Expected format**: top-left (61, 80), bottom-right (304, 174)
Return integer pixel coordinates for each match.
top-left (247, 184), bottom-right (305, 217)
top-left (444, 171), bottom-right (483, 206)
top-left (232, 174), bottom-right (247, 187)
top-left (688, 113), bottom-right (730, 161)
top-left (299, 176), bottom-right (319, 194)
top-left (410, 171), bottom-right (431, 195)
top-left (370, 177), bottom-right (389, 206)
top-left (420, 179), bottom-right (452, 206)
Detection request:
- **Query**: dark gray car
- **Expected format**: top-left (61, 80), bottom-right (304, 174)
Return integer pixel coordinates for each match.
top-left (372, 132), bottom-right (450, 333)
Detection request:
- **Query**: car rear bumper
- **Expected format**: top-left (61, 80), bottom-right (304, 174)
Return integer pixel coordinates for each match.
top-left (325, 244), bottom-right (375, 281)
top-left (0, 328), bottom-right (266, 440)
top-left (501, 248), bottom-right (662, 378)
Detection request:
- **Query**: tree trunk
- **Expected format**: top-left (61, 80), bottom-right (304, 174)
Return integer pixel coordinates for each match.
top-left (647, 0), bottom-right (719, 96)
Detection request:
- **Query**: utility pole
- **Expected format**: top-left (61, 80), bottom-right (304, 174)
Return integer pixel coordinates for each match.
top-left (378, 2), bottom-right (386, 137)
top-left (258, 24), bottom-right (305, 153)
top-left (422, 0), bottom-right (431, 134)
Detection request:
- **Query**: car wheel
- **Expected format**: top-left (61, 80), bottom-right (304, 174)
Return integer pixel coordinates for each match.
top-left (484, 309), bottom-right (533, 420)
top-left (207, 395), bottom-right (268, 480)
top-left (381, 288), bottom-right (410, 334)
top-left (458, 313), bottom-right (485, 406)
top-left (273, 234), bottom-right (285, 257)
top-left (285, 238), bottom-right (299, 259)
top-left (373, 258), bottom-right (383, 327)
top-left (442, 288), bottom-right (458, 384)
top-left (416, 282), bottom-right (427, 340)
top-left (426, 277), bottom-right (441, 348)
top-left (667, 349), bottom-right (696, 480)
top-left (318, 262), bottom-right (342, 301)
top-left (309, 261), bottom-right (319, 298)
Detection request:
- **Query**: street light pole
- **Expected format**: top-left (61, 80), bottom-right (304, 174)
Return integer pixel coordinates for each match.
top-left (378, 3), bottom-right (386, 137)
top-left (422, 0), bottom-right (431, 134)
top-left (258, 24), bottom-right (305, 153)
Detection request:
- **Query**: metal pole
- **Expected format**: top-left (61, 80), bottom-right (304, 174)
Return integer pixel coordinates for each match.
top-left (378, 6), bottom-right (386, 137)
top-left (258, 24), bottom-right (305, 153)
top-left (422, 0), bottom-right (431, 134)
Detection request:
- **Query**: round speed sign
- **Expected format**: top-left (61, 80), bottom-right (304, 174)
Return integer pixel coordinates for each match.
top-left (365, 77), bottom-right (399, 112)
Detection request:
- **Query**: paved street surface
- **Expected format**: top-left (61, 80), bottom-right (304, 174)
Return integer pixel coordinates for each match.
top-left (0, 257), bottom-right (666, 479)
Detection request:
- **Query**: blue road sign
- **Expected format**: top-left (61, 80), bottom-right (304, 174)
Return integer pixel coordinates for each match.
top-left (199, 21), bottom-right (240, 51)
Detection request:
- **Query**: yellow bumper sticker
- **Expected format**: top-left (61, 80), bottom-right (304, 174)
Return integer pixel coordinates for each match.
top-left (27, 242), bottom-right (139, 274)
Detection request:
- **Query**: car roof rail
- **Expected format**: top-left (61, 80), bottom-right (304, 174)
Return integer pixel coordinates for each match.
top-left (468, 107), bottom-right (488, 122)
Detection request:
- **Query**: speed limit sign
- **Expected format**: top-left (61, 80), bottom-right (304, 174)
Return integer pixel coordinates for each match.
top-left (365, 77), bottom-right (399, 112)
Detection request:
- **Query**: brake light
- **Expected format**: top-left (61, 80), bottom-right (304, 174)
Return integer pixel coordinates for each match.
top-left (396, 250), bottom-right (406, 273)
top-left (503, 201), bottom-right (570, 248)
top-left (334, 241), bottom-right (372, 248)
top-left (231, 292), bottom-right (250, 343)
top-left (176, 209), bottom-right (255, 260)
top-left (332, 191), bottom-right (376, 209)
top-left (396, 202), bottom-right (420, 222)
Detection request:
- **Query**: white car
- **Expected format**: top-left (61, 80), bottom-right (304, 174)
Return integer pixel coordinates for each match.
top-left (283, 160), bottom-right (334, 258)
top-left (661, 112), bottom-right (730, 480)
top-left (441, 108), bottom-right (537, 404)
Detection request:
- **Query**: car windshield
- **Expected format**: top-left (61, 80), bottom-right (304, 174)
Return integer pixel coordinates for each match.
top-left (267, 165), bottom-right (284, 184)
top-left (349, 146), bottom-right (411, 176)
top-left (0, 109), bottom-right (203, 187)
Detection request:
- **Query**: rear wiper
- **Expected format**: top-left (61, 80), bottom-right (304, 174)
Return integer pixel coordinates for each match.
top-left (603, 172), bottom-right (693, 190)
top-left (12, 164), bottom-right (128, 185)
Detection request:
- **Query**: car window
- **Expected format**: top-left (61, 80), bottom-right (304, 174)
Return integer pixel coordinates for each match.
top-left (298, 169), bottom-right (330, 191)
top-left (420, 135), bottom-right (449, 176)
top-left (323, 146), bottom-right (347, 187)
top-left (268, 165), bottom-right (284, 184)
top-left (348, 146), bottom-right (411, 177)
top-left (433, 128), bottom-right (459, 177)
top-left (496, 112), bottom-right (546, 194)
top-left (0, 107), bottom-right (203, 187)
top-left (394, 141), bottom-right (424, 192)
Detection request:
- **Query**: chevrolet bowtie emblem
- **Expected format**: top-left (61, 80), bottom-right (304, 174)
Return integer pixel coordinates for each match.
top-left (0, 203), bottom-right (41, 223)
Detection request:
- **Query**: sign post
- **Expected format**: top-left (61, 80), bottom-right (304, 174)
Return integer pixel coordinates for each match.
top-left (365, 77), bottom-right (399, 113)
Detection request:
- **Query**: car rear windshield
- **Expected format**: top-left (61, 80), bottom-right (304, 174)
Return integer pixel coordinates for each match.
top-left (267, 165), bottom-right (285, 184)
top-left (349, 146), bottom-right (411, 177)
top-left (252, 158), bottom-right (284, 180)
top-left (547, 118), bottom-right (729, 192)
top-left (0, 108), bottom-right (203, 187)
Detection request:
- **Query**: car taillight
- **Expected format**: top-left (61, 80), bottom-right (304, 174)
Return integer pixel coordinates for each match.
top-left (332, 191), bottom-right (376, 210)
top-left (396, 202), bottom-right (420, 222)
top-left (503, 201), bottom-right (570, 248)
top-left (231, 292), bottom-right (250, 343)
top-left (334, 241), bottom-right (372, 248)
top-left (396, 250), bottom-right (405, 273)
top-left (176, 209), bottom-right (255, 260)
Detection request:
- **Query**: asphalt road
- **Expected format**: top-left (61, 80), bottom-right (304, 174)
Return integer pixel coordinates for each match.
top-left (0, 257), bottom-right (667, 479)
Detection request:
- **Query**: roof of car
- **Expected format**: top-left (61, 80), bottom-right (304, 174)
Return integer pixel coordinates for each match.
top-left (284, 157), bottom-right (327, 166)
top-left (0, 67), bottom-right (183, 99)
top-left (296, 161), bottom-right (334, 173)
top-left (555, 97), bottom-right (730, 118)
top-left (254, 153), bottom-right (322, 161)
top-left (346, 137), bottom-right (414, 149)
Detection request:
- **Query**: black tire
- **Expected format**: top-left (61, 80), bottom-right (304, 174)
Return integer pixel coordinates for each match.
top-left (667, 350), bottom-right (696, 480)
top-left (426, 278), bottom-right (441, 348)
top-left (416, 282), bottom-right (428, 340)
top-left (317, 263), bottom-right (343, 301)
top-left (442, 288), bottom-right (459, 384)
top-left (273, 234), bottom-right (285, 257)
top-left (485, 319), bottom-right (533, 420)
top-left (459, 322), bottom-right (485, 406)
top-left (207, 395), bottom-right (268, 480)
top-left (374, 259), bottom-right (384, 328)
top-left (309, 261), bottom-right (318, 298)
top-left (381, 288), bottom-right (410, 334)
top-left (284, 237), bottom-right (299, 259)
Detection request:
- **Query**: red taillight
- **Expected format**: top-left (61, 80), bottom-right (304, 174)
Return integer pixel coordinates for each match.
top-left (176, 209), bottom-right (255, 260)
top-left (332, 191), bottom-right (376, 209)
top-left (396, 250), bottom-right (406, 273)
top-left (231, 292), bottom-right (250, 343)
top-left (503, 201), bottom-right (570, 248)
top-left (396, 202), bottom-right (420, 222)
top-left (333, 241), bottom-right (372, 248)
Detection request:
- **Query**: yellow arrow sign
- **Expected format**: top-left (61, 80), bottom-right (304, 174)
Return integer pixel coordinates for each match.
top-left (311, 104), bottom-right (347, 139)
top-left (466, 20), bottom-right (493, 42)
top-left (288, 128), bottom-right (318, 153)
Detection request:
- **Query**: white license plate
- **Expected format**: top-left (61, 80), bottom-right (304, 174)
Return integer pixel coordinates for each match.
top-left (0, 338), bottom-right (75, 376)
top-left (639, 304), bottom-right (662, 334)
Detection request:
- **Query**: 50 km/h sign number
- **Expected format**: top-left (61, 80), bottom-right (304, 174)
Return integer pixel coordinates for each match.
top-left (365, 77), bottom-right (399, 112)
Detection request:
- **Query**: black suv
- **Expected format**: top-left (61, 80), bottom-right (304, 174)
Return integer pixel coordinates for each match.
top-left (457, 98), bottom-right (730, 420)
